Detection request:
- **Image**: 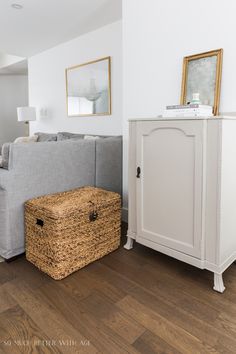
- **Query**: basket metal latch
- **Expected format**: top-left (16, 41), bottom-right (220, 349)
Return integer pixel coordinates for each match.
top-left (89, 201), bottom-right (98, 222)
top-left (89, 211), bottom-right (98, 222)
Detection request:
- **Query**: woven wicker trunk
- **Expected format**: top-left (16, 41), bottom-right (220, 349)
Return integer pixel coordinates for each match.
top-left (25, 186), bottom-right (121, 280)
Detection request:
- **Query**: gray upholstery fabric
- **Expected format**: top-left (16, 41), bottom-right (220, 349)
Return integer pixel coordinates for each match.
top-left (84, 135), bottom-right (101, 140)
top-left (57, 132), bottom-right (119, 141)
top-left (0, 143), bottom-right (11, 169)
top-left (57, 132), bottom-right (84, 141)
top-left (0, 137), bottom-right (122, 259)
top-left (95, 137), bottom-right (122, 195)
top-left (36, 132), bottom-right (57, 142)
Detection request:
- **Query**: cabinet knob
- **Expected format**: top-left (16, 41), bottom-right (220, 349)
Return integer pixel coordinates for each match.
top-left (136, 166), bottom-right (141, 178)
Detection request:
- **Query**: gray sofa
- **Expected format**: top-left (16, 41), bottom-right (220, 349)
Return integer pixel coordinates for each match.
top-left (0, 135), bottom-right (122, 259)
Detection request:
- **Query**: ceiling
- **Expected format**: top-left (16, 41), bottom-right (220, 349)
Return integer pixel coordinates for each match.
top-left (0, 59), bottom-right (28, 75)
top-left (0, 0), bottom-right (122, 57)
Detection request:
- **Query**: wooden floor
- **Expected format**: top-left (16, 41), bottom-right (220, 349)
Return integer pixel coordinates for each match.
top-left (0, 224), bottom-right (236, 353)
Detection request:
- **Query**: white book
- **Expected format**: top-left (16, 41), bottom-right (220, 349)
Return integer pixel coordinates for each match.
top-left (164, 108), bottom-right (212, 114)
top-left (163, 112), bottom-right (213, 118)
top-left (166, 104), bottom-right (212, 110)
top-left (163, 109), bottom-right (213, 116)
top-left (160, 116), bottom-right (213, 120)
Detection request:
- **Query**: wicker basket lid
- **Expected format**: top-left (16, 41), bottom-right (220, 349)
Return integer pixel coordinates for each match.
top-left (25, 186), bottom-right (121, 219)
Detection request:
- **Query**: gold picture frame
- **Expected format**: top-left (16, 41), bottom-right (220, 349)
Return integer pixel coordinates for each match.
top-left (65, 56), bottom-right (111, 117)
top-left (180, 49), bottom-right (223, 115)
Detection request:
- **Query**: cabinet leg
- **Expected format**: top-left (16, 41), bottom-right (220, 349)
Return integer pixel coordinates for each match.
top-left (124, 236), bottom-right (134, 250)
top-left (213, 273), bottom-right (225, 293)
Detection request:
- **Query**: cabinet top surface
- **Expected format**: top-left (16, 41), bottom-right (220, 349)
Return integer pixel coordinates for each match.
top-left (129, 115), bottom-right (236, 122)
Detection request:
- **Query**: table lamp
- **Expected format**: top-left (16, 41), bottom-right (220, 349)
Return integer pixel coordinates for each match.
top-left (17, 107), bottom-right (36, 124)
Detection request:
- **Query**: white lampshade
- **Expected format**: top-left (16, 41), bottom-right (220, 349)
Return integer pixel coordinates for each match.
top-left (17, 107), bottom-right (36, 122)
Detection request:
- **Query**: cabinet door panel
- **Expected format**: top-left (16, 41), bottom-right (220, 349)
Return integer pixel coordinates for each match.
top-left (136, 120), bottom-right (204, 258)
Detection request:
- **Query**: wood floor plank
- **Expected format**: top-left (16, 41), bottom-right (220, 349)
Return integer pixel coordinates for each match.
top-left (133, 330), bottom-right (182, 354)
top-left (37, 281), bottom-right (141, 354)
top-left (57, 266), bottom-right (126, 304)
top-left (0, 323), bottom-right (11, 345)
top-left (0, 338), bottom-right (22, 354)
top-left (0, 305), bottom-right (61, 353)
top-left (55, 271), bottom-right (93, 301)
top-left (0, 287), bottom-right (17, 314)
top-left (79, 291), bottom-right (145, 344)
top-left (144, 262), bottom-right (236, 324)
top-left (124, 282), bottom-right (236, 354)
top-left (101, 249), bottom-right (236, 353)
top-left (0, 263), bottom-right (16, 286)
top-left (117, 295), bottom-right (219, 354)
top-left (102, 246), bottom-right (236, 322)
top-left (103, 310), bottom-right (145, 345)
top-left (0, 223), bottom-right (236, 353)
top-left (2, 280), bottom-right (98, 354)
top-left (5, 257), bottom-right (50, 290)
top-left (81, 265), bottom-right (128, 303)
top-left (124, 243), bottom-right (236, 312)
top-left (86, 261), bottom-right (136, 294)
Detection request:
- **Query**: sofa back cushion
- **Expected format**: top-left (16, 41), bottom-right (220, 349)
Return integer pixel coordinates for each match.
top-left (57, 132), bottom-right (84, 141)
top-left (84, 135), bottom-right (101, 140)
top-left (57, 132), bottom-right (119, 141)
top-left (35, 132), bottom-right (57, 142)
top-left (14, 135), bottom-right (38, 144)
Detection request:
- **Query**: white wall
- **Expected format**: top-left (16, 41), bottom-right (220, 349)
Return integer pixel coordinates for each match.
top-left (122, 0), bottom-right (236, 210)
top-left (28, 21), bottom-right (122, 136)
top-left (0, 75), bottom-right (28, 146)
top-left (0, 53), bottom-right (25, 69)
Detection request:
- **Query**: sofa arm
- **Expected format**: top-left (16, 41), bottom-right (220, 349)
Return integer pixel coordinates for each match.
top-left (0, 143), bottom-right (11, 170)
top-left (0, 168), bottom-right (13, 190)
top-left (95, 137), bottom-right (122, 195)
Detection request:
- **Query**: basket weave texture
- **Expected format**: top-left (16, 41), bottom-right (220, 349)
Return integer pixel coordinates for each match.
top-left (25, 186), bottom-right (121, 280)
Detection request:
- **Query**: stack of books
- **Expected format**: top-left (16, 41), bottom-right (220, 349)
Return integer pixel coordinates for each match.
top-left (163, 104), bottom-right (213, 118)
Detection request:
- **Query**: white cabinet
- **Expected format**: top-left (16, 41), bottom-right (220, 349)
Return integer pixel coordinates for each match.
top-left (125, 117), bottom-right (236, 293)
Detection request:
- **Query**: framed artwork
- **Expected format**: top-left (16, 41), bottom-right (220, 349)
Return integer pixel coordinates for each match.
top-left (66, 56), bottom-right (111, 117)
top-left (180, 49), bottom-right (223, 115)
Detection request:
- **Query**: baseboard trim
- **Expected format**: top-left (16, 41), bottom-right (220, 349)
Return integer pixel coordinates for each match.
top-left (122, 207), bottom-right (128, 223)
